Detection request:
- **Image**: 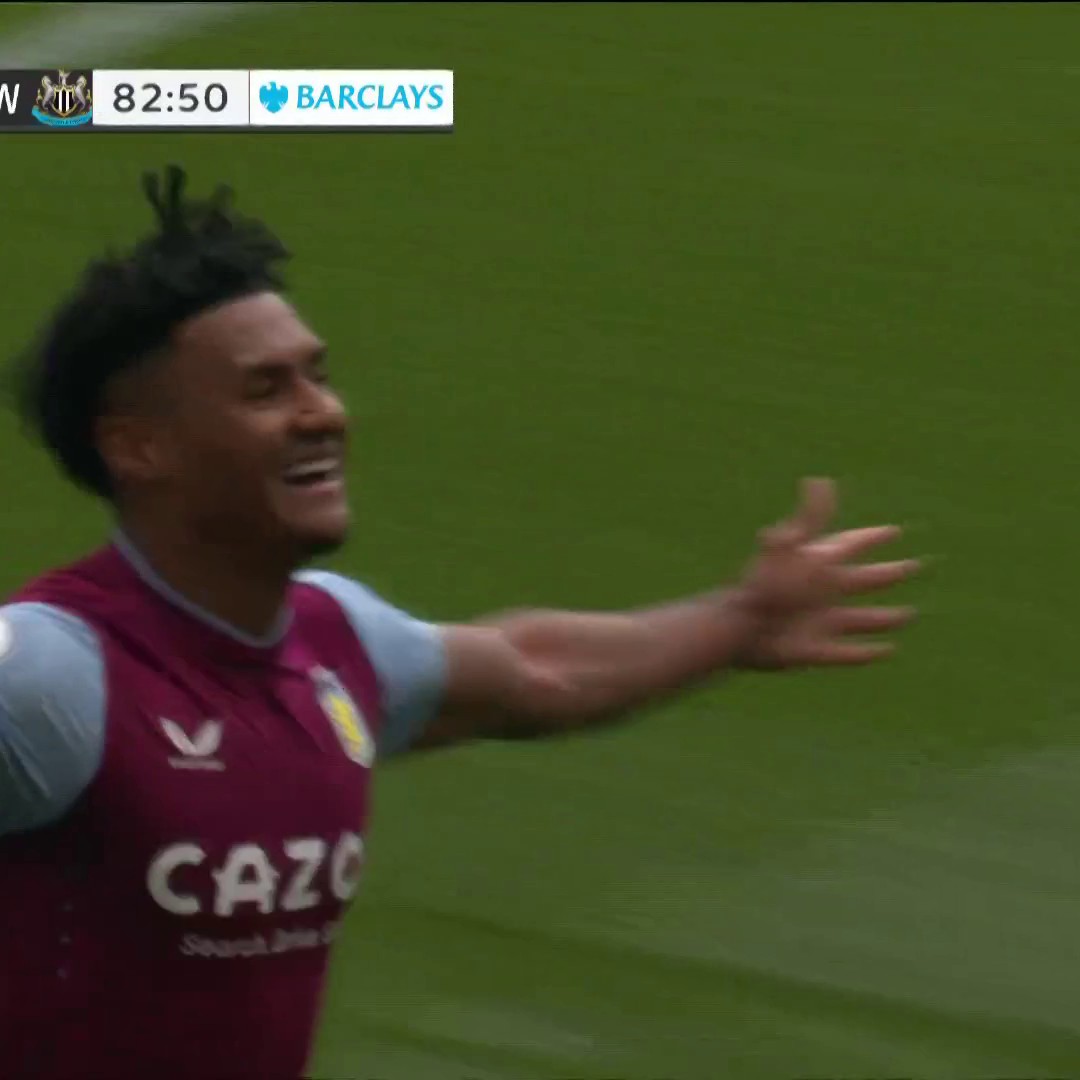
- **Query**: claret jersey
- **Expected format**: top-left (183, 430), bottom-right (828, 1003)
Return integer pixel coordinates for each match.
top-left (0, 535), bottom-right (446, 1079)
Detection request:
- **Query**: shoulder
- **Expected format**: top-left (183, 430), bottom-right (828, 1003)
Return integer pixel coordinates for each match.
top-left (293, 569), bottom-right (442, 644)
top-left (0, 602), bottom-right (107, 833)
top-left (0, 601), bottom-right (102, 672)
top-left (293, 569), bottom-right (447, 756)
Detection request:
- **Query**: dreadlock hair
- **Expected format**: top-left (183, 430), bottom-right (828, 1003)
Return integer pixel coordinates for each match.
top-left (8, 164), bottom-right (291, 499)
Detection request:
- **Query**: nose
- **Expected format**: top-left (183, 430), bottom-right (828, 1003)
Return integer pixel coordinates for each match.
top-left (295, 379), bottom-right (347, 435)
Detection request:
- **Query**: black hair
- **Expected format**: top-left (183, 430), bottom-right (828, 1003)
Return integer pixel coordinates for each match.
top-left (8, 164), bottom-right (291, 498)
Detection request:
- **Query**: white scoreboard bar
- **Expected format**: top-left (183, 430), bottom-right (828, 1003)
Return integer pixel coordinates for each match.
top-left (0, 69), bottom-right (454, 132)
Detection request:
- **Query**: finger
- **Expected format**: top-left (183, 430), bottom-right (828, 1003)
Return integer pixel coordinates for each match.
top-left (836, 558), bottom-right (922, 596)
top-left (791, 476), bottom-right (836, 543)
top-left (810, 525), bottom-right (902, 562)
top-left (759, 477), bottom-right (836, 553)
top-left (826, 605), bottom-right (917, 635)
top-left (805, 640), bottom-right (897, 666)
top-left (758, 521), bottom-right (803, 553)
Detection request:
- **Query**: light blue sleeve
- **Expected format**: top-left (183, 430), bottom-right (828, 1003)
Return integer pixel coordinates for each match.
top-left (0, 603), bottom-right (106, 835)
top-left (296, 571), bottom-right (447, 757)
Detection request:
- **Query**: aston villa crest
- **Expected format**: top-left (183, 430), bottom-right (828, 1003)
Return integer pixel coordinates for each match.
top-left (312, 667), bottom-right (375, 768)
top-left (33, 69), bottom-right (93, 128)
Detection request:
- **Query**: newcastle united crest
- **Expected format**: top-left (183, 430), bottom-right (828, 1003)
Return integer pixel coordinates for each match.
top-left (33, 69), bottom-right (92, 128)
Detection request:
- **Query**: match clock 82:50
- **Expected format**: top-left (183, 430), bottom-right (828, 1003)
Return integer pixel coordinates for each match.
top-left (92, 70), bottom-right (250, 128)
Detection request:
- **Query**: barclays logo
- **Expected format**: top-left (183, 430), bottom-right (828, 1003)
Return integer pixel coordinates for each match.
top-left (258, 81), bottom-right (288, 113)
top-left (248, 69), bottom-right (454, 129)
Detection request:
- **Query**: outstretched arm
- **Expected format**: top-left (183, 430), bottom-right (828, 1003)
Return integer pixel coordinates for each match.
top-left (416, 478), bottom-right (920, 750)
top-left (419, 588), bottom-right (769, 745)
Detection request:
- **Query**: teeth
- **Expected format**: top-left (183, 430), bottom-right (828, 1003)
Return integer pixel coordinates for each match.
top-left (285, 459), bottom-right (337, 480)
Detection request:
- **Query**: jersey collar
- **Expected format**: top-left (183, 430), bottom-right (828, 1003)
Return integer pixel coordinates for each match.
top-left (112, 530), bottom-right (295, 653)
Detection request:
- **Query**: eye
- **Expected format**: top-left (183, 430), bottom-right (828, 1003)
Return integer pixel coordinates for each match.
top-left (307, 354), bottom-right (331, 385)
top-left (243, 368), bottom-right (287, 401)
top-left (244, 376), bottom-right (279, 400)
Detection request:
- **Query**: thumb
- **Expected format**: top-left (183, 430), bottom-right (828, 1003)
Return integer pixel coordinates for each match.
top-left (790, 476), bottom-right (837, 544)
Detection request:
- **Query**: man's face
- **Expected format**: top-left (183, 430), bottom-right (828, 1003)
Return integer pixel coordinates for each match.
top-left (157, 292), bottom-right (351, 559)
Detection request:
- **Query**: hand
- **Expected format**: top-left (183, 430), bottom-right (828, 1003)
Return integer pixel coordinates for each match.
top-left (734, 477), bottom-right (921, 670)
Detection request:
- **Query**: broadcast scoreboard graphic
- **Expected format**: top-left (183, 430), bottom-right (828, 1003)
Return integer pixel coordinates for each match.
top-left (0, 69), bottom-right (454, 132)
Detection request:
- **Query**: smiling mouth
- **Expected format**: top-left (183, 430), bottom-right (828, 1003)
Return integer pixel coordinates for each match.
top-left (282, 458), bottom-right (344, 488)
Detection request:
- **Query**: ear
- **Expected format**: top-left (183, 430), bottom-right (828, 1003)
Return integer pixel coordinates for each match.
top-left (95, 348), bottom-right (181, 488)
top-left (95, 410), bottom-right (179, 487)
